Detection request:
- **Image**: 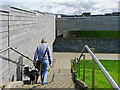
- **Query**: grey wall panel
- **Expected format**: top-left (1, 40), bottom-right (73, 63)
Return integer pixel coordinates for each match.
top-left (0, 60), bottom-right (2, 86)
top-left (0, 11), bottom-right (9, 85)
top-left (1, 51), bottom-right (9, 85)
top-left (0, 42), bottom-right (8, 49)
top-left (9, 15), bottom-right (36, 21)
top-left (56, 16), bottom-right (118, 36)
top-left (0, 16), bottom-right (8, 20)
top-left (10, 10), bottom-right (34, 17)
top-left (1, 52), bottom-right (9, 85)
top-left (9, 24), bottom-right (36, 31)
top-left (0, 20), bottom-right (8, 27)
top-left (9, 50), bottom-right (23, 81)
top-left (0, 31), bottom-right (8, 39)
top-left (0, 37), bottom-right (8, 46)
top-left (0, 27), bottom-right (8, 33)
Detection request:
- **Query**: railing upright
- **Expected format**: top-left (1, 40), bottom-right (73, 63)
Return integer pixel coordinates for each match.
top-left (74, 58), bottom-right (77, 72)
top-left (91, 48), bottom-right (95, 88)
top-left (83, 55), bottom-right (85, 82)
top-left (73, 59), bottom-right (75, 72)
top-left (20, 56), bottom-right (23, 81)
top-left (78, 62), bottom-right (80, 77)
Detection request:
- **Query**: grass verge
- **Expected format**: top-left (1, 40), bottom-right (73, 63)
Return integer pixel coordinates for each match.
top-left (76, 31), bottom-right (119, 38)
top-left (71, 60), bottom-right (119, 88)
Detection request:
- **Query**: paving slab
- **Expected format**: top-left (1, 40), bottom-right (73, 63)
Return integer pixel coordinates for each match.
top-left (53, 52), bottom-right (119, 69)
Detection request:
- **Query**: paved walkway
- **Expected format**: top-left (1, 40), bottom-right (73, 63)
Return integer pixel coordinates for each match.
top-left (53, 52), bottom-right (119, 69)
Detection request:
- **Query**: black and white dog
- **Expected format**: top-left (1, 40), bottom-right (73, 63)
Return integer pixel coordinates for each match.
top-left (24, 66), bottom-right (39, 84)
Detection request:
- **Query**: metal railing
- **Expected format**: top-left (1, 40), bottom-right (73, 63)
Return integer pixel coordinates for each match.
top-left (0, 46), bottom-right (33, 61)
top-left (0, 46), bottom-right (33, 81)
top-left (74, 45), bottom-right (119, 89)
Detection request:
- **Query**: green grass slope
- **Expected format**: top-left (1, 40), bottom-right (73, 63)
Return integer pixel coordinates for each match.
top-left (72, 60), bottom-right (119, 88)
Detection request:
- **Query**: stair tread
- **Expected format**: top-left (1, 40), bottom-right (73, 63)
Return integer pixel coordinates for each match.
top-left (18, 68), bottom-right (80, 89)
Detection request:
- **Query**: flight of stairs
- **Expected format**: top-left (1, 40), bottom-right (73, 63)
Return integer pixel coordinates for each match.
top-left (17, 68), bottom-right (80, 89)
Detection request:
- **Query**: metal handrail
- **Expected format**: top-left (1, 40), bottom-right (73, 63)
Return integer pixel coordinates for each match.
top-left (0, 46), bottom-right (33, 62)
top-left (0, 46), bottom-right (34, 86)
top-left (78, 45), bottom-right (119, 89)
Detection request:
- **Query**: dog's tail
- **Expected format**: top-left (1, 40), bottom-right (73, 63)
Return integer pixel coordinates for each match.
top-left (24, 66), bottom-right (31, 77)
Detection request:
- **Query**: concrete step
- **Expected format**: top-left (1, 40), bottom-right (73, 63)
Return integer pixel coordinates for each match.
top-left (18, 80), bottom-right (79, 89)
top-left (50, 69), bottom-right (71, 75)
top-left (4, 81), bottom-right (23, 89)
top-left (17, 68), bottom-right (79, 89)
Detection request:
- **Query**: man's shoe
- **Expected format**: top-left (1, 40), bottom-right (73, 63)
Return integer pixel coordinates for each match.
top-left (42, 82), bottom-right (45, 85)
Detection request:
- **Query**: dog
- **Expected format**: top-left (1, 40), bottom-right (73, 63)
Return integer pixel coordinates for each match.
top-left (24, 66), bottom-right (39, 84)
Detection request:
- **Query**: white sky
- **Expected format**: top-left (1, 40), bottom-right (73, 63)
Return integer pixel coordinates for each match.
top-left (1, 0), bottom-right (119, 15)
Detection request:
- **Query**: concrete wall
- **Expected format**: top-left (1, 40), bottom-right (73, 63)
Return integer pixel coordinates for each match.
top-left (55, 16), bottom-right (119, 53)
top-left (56, 16), bottom-right (118, 36)
top-left (0, 10), bottom-right (9, 86)
top-left (0, 6), bottom-right (55, 86)
top-left (53, 37), bottom-right (118, 53)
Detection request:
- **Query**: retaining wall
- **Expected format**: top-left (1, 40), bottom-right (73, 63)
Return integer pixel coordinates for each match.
top-left (53, 37), bottom-right (118, 53)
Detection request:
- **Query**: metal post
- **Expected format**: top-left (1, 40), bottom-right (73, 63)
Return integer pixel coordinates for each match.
top-left (78, 62), bottom-right (80, 77)
top-left (71, 59), bottom-right (72, 65)
top-left (75, 58), bottom-right (77, 72)
top-left (74, 60), bottom-right (76, 72)
top-left (8, 12), bottom-right (10, 82)
top-left (73, 60), bottom-right (75, 72)
top-left (21, 56), bottom-right (23, 81)
top-left (83, 55), bottom-right (85, 82)
top-left (91, 48), bottom-right (95, 88)
top-left (71, 59), bottom-right (73, 73)
top-left (52, 73), bottom-right (55, 82)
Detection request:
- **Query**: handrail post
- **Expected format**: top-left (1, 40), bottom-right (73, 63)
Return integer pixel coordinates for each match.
top-left (20, 56), bottom-right (23, 81)
top-left (71, 59), bottom-right (73, 73)
top-left (83, 55), bottom-right (85, 82)
top-left (73, 59), bottom-right (76, 72)
top-left (74, 59), bottom-right (76, 72)
top-left (78, 62), bottom-right (80, 78)
top-left (74, 58), bottom-right (77, 72)
top-left (91, 48), bottom-right (95, 88)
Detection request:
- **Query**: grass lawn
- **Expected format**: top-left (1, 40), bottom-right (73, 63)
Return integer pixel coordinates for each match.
top-left (72, 60), bottom-right (119, 88)
top-left (76, 31), bottom-right (119, 38)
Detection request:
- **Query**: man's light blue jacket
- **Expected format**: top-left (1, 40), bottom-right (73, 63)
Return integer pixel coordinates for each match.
top-left (34, 43), bottom-right (52, 64)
